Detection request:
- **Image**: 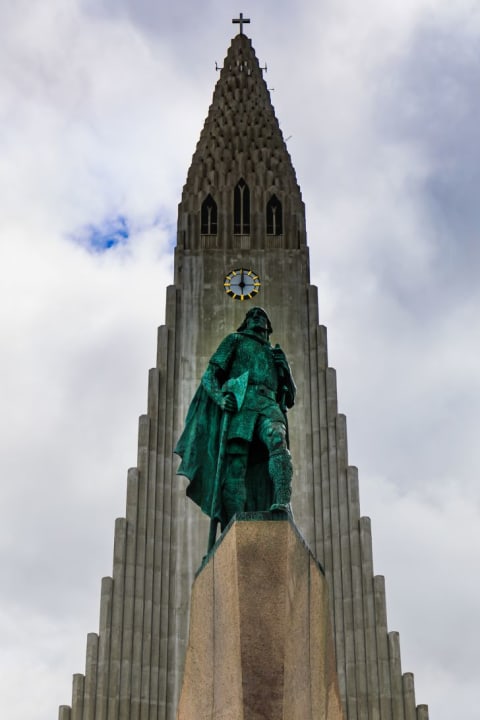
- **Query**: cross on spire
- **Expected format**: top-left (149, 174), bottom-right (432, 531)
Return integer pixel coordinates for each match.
top-left (232, 12), bottom-right (250, 35)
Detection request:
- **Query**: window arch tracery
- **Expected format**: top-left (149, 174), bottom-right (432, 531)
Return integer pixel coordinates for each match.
top-left (201, 194), bottom-right (217, 234)
top-left (266, 194), bottom-right (283, 235)
top-left (234, 179), bottom-right (250, 234)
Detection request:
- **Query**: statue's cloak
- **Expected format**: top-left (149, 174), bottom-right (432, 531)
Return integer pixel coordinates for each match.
top-left (174, 385), bottom-right (223, 518)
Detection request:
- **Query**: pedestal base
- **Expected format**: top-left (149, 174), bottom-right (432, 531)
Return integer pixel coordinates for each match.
top-left (177, 517), bottom-right (345, 720)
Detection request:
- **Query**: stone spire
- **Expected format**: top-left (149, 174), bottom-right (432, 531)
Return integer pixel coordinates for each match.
top-left (177, 32), bottom-right (305, 251)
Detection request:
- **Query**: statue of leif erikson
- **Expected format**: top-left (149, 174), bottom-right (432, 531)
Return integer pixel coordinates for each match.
top-left (175, 307), bottom-right (296, 550)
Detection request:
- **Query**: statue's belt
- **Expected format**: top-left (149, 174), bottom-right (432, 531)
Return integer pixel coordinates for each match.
top-left (247, 383), bottom-right (276, 401)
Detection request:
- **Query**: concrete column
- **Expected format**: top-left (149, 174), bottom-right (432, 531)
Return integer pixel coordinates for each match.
top-left (107, 518), bottom-right (127, 720)
top-left (148, 371), bottom-right (166, 720)
top-left (388, 631), bottom-right (405, 720)
top-left (313, 323), bottom-right (329, 565)
top-left (417, 705), bottom-right (429, 720)
top-left (347, 468), bottom-right (368, 720)
top-left (119, 470), bottom-right (139, 720)
top-left (317, 364), bottom-right (333, 594)
top-left (130, 415), bottom-right (150, 720)
top-left (83, 633), bottom-right (99, 720)
top-left (317, 324), bottom-right (329, 369)
top-left (58, 706), bottom-right (71, 720)
top-left (95, 577), bottom-right (114, 720)
top-left (402, 673), bottom-right (416, 720)
top-left (165, 294), bottom-right (183, 717)
top-left (326, 368), bottom-right (346, 701)
top-left (374, 575), bottom-right (392, 720)
top-left (156, 325), bottom-right (171, 718)
top-left (359, 517), bottom-right (380, 720)
top-left (336, 414), bottom-right (357, 719)
top-left (140, 369), bottom-right (160, 720)
top-left (71, 674), bottom-right (84, 720)
top-left (287, 284), bottom-right (315, 540)
top-left (306, 287), bottom-right (322, 557)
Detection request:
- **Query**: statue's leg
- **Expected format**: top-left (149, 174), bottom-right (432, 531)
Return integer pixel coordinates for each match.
top-left (221, 441), bottom-right (249, 528)
top-left (257, 418), bottom-right (292, 512)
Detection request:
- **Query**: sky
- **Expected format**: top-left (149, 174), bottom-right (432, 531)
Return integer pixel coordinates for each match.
top-left (1, 0), bottom-right (479, 718)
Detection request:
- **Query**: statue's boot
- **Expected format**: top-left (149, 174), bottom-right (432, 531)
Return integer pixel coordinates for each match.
top-left (268, 447), bottom-right (293, 513)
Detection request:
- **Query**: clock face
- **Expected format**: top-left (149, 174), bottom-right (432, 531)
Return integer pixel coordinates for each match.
top-left (224, 268), bottom-right (261, 301)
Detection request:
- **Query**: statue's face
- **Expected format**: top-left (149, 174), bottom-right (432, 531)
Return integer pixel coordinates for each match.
top-left (245, 308), bottom-right (269, 333)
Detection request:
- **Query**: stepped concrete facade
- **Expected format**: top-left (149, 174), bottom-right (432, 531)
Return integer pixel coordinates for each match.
top-left (59, 28), bottom-right (429, 720)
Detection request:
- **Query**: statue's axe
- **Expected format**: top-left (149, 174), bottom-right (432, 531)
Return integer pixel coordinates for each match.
top-left (222, 370), bottom-right (249, 412)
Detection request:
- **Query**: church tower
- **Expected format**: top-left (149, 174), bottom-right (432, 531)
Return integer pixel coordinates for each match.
top-left (60, 21), bottom-right (429, 720)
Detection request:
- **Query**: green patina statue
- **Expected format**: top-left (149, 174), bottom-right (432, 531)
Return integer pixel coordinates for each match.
top-left (175, 307), bottom-right (296, 550)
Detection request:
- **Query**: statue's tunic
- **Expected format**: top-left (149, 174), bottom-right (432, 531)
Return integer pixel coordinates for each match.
top-left (206, 332), bottom-right (288, 442)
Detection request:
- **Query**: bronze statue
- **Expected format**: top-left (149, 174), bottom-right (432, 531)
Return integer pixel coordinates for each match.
top-left (175, 307), bottom-right (295, 549)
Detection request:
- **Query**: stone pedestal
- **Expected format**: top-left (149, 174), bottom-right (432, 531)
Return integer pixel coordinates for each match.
top-left (177, 516), bottom-right (345, 720)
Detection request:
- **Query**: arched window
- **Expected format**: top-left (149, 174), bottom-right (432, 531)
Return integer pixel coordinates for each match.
top-left (201, 194), bottom-right (217, 234)
top-left (266, 194), bottom-right (283, 235)
top-left (234, 179), bottom-right (250, 234)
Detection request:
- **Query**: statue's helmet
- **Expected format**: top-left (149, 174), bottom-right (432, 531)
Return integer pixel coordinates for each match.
top-left (237, 307), bottom-right (273, 335)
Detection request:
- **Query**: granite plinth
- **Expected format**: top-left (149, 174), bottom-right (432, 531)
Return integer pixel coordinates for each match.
top-left (177, 518), bottom-right (345, 720)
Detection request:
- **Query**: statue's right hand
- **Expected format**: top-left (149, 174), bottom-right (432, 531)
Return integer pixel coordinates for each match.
top-left (221, 392), bottom-right (237, 413)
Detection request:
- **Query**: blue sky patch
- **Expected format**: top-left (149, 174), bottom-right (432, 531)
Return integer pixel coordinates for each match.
top-left (75, 215), bottom-right (130, 252)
